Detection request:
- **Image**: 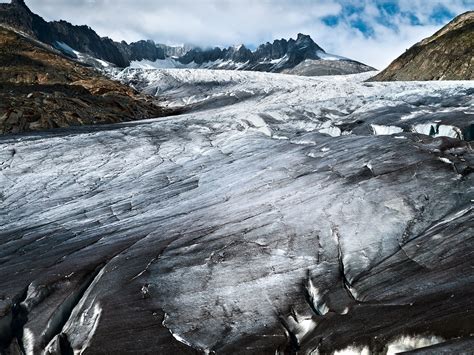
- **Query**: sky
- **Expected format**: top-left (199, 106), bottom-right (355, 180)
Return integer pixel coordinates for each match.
top-left (8, 0), bottom-right (474, 68)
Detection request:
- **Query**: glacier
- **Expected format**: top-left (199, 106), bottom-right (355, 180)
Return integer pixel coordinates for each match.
top-left (0, 69), bottom-right (473, 354)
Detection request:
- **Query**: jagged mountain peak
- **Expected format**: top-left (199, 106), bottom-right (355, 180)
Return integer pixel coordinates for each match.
top-left (290, 33), bottom-right (324, 55)
top-left (11, 0), bottom-right (27, 7)
top-left (295, 33), bottom-right (323, 48)
top-left (227, 43), bottom-right (251, 55)
top-left (231, 43), bottom-right (245, 50)
top-left (295, 32), bottom-right (313, 43)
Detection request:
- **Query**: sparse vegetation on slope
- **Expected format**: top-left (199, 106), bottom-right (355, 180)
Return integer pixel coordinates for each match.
top-left (371, 11), bottom-right (473, 81)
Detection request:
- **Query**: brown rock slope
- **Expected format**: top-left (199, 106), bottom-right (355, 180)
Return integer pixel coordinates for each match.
top-left (371, 11), bottom-right (473, 81)
top-left (0, 25), bottom-right (169, 134)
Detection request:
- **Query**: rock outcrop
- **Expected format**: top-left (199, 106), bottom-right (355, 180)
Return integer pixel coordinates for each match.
top-left (371, 11), bottom-right (474, 81)
top-left (0, 26), bottom-right (170, 134)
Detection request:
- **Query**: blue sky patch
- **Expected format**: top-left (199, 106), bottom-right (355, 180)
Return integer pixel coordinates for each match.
top-left (377, 1), bottom-right (400, 16)
top-left (402, 12), bottom-right (422, 26)
top-left (322, 15), bottom-right (340, 27)
top-left (430, 4), bottom-right (456, 24)
top-left (351, 18), bottom-right (376, 37)
top-left (323, 0), bottom-right (459, 37)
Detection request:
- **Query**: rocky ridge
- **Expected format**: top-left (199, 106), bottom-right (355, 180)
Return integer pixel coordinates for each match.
top-left (371, 11), bottom-right (474, 81)
top-left (179, 33), bottom-right (325, 70)
top-left (133, 34), bottom-right (375, 75)
top-left (0, 25), bottom-right (170, 134)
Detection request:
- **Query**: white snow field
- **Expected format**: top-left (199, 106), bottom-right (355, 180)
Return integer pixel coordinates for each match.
top-left (0, 70), bottom-right (473, 354)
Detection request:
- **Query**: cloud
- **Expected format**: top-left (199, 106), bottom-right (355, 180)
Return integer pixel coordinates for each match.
top-left (24, 0), bottom-right (341, 45)
top-left (16, 0), bottom-right (474, 68)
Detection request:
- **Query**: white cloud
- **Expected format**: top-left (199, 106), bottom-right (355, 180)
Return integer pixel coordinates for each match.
top-left (25, 0), bottom-right (341, 46)
top-left (16, 0), bottom-right (474, 68)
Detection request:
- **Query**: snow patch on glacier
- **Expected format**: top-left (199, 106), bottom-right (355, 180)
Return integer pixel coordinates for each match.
top-left (386, 335), bottom-right (444, 354)
top-left (371, 124), bottom-right (403, 135)
top-left (333, 345), bottom-right (370, 355)
top-left (306, 279), bottom-right (330, 315)
top-left (413, 123), bottom-right (463, 139)
top-left (23, 328), bottom-right (35, 355)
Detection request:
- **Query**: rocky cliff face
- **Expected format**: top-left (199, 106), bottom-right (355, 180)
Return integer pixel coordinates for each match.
top-left (371, 11), bottom-right (474, 81)
top-left (0, 26), bottom-right (170, 134)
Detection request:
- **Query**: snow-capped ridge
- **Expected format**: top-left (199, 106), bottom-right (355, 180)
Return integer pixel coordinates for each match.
top-left (128, 33), bottom-right (375, 76)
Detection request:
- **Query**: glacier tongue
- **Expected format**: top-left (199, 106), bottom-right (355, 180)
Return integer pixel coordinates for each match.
top-left (0, 70), bottom-right (473, 354)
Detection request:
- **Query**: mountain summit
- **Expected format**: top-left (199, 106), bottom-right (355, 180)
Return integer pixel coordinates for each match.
top-left (371, 11), bottom-right (473, 81)
top-left (11, 0), bottom-right (26, 6)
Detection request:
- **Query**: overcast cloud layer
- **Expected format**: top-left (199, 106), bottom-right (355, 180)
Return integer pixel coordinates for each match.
top-left (8, 0), bottom-right (474, 68)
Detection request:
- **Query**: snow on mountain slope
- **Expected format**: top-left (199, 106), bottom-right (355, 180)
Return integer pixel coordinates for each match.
top-left (130, 57), bottom-right (196, 69)
top-left (54, 41), bottom-right (114, 68)
top-left (0, 69), bottom-right (473, 354)
top-left (316, 50), bottom-right (348, 61)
